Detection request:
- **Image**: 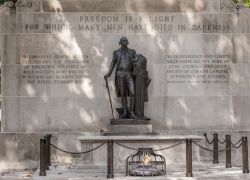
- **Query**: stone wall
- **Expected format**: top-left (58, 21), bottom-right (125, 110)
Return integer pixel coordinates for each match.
top-left (1, 0), bottom-right (250, 168)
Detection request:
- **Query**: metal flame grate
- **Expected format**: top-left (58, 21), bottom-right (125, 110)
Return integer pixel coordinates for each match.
top-left (126, 148), bottom-right (166, 176)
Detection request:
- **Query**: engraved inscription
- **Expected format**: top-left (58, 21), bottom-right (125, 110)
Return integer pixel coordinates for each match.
top-left (21, 54), bottom-right (90, 84)
top-left (166, 54), bottom-right (230, 84)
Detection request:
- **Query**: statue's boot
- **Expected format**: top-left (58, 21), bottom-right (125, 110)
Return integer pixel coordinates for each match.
top-left (130, 97), bottom-right (137, 119)
top-left (120, 97), bottom-right (127, 119)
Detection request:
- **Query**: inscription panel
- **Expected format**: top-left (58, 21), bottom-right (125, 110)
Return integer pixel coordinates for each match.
top-left (166, 54), bottom-right (230, 84)
top-left (18, 13), bottom-right (236, 34)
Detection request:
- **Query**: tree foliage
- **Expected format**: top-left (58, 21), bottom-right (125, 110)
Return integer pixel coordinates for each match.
top-left (0, 0), bottom-right (8, 6)
top-left (233, 0), bottom-right (250, 8)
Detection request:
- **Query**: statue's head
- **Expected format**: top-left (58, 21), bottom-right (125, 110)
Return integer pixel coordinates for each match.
top-left (119, 37), bottom-right (129, 47)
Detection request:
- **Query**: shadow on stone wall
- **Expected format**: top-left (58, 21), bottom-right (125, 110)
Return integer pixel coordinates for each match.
top-left (1, 0), bottom-right (250, 132)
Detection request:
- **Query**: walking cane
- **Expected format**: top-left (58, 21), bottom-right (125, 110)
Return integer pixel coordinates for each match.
top-left (105, 76), bottom-right (115, 119)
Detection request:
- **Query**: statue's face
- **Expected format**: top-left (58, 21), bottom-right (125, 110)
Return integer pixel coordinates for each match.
top-left (120, 37), bottom-right (129, 47)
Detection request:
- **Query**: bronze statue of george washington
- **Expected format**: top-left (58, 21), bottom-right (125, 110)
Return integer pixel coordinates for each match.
top-left (104, 37), bottom-right (137, 119)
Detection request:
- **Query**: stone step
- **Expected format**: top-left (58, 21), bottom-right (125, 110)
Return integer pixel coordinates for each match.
top-left (102, 131), bottom-right (158, 136)
top-left (107, 124), bottom-right (152, 133)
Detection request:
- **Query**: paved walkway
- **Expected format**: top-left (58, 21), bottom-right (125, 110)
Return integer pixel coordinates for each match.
top-left (1, 161), bottom-right (250, 179)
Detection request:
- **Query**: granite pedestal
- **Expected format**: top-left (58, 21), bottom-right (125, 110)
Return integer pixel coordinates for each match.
top-left (103, 119), bottom-right (153, 136)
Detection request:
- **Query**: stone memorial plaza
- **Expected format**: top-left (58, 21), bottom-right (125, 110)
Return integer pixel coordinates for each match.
top-left (1, 0), bottom-right (250, 179)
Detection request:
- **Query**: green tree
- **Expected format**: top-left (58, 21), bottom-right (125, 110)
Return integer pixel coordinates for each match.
top-left (0, 0), bottom-right (8, 6)
top-left (233, 0), bottom-right (250, 8)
